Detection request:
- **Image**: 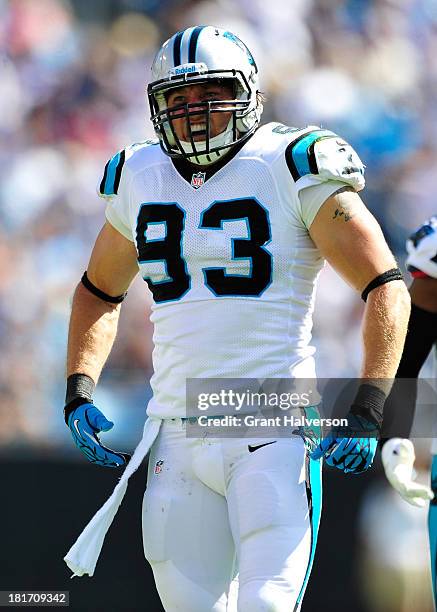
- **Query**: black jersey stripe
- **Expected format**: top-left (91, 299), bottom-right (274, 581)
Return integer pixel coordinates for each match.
top-left (307, 135), bottom-right (334, 175)
top-left (188, 26), bottom-right (204, 63)
top-left (285, 129), bottom-right (335, 181)
top-left (307, 139), bottom-right (320, 175)
top-left (173, 30), bottom-right (184, 67)
top-left (99, 159), bottom-right (110, 195)
top-left (285, 129), bottom-right (320, 182)
top-left (113, 149), bottom-right (126, 195)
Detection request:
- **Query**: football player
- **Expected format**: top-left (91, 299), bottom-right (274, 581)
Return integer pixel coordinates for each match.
top-left (382, 216), bottom-right (437, 603)
top-left (63, 26), bottom-right (410, 611)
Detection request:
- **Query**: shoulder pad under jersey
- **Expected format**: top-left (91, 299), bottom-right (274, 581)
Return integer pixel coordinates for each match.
top-left (285, 127), bottom-right (365, 192)
top-left (406, 216), bottom-right (437, 279)
top-left (98, 139), bottom-right (159, 197)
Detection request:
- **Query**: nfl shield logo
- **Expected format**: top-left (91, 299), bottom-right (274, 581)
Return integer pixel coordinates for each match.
top-left (191, 172), bottom-right (206, 189)
top-left (154, 460), bottom-right (164, 474)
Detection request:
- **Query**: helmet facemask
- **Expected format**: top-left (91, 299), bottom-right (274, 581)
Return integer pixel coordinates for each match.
top-left (148, 70), bottom-right (261, 165)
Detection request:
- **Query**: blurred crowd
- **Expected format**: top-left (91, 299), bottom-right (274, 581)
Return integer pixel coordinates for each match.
top-left (2, 1), bottom-right (437, 609)
top-left (1, 0), bottom-right (437, 450)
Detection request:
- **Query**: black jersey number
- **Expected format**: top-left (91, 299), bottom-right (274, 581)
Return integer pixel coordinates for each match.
top-left (136, 203), bottom-right (190, 302)
top-left (199, 199), bottom-right (272, 296)
top-left (135, 198), bottom-right (272, 302)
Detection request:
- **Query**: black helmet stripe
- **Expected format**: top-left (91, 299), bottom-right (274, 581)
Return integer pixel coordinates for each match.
top-left (180, 27), bottom-right (192, 64)
top-left (173, 30), bottom-right (184, 67)
top-left (188, 26), bottom-right (205, 63)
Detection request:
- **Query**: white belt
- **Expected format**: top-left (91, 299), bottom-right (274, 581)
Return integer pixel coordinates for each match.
top-left (64, 417), bottom-right (162, 577)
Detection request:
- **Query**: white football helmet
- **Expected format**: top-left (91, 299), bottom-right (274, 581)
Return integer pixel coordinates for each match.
top-left (406, 216), bottom-right (437, 279)
top-left (148, 26), bottom-right (262, 165)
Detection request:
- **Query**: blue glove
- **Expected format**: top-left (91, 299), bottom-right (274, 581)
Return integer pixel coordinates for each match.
top-left (66, 402), bottom-right (130, 468)
top-left (310, 413), bottom-right (378, 474)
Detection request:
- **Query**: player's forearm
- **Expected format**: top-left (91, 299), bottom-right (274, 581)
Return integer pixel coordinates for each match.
top-left (360, 281), bottom-right (411, 391)
top-left (382, 301), bottom-right (437, 439)
top-left (66, 282), bottom-right (121, 383)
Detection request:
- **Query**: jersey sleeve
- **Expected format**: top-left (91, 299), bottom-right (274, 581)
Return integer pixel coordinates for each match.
top-left (272, 126), bottom-right (365, 229)
top-left (98, 149), bottom-right (134, 242)
top-left (285, 128), bottom-right (365, 193)
top-left (275, 127), bottom-right (366, 229)
top-left (297, 180), bottom-right (349, 229)
top-left (406, 217), bottom-right (437, 279)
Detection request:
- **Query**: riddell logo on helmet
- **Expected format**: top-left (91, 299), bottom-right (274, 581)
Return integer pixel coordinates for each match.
top-left (175, 65), bottom-right (196, 74)
top-left (170, 63), bottom-right (207, 76)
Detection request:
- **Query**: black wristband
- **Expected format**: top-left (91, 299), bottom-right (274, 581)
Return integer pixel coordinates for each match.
top-left (361, 268), bottom-right (403, 302)
top-left (350, 383), bottom-right (387, 429)
top-left (81, 271), bottom-right (127, 304)
top-left (64, 397), bottom-right (92, 424)
top-left (64, 373), bottom-right (95, 424)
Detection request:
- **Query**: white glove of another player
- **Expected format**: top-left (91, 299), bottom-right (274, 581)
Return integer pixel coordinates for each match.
top-left (382, 438), bottom-right (434, 508)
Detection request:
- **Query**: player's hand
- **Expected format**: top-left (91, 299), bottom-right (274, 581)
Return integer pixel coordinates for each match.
top-left (65, 402), bottom-right (131, 468)
top-left (310, 412), bottom-right (378, 474)
top-left (382, 438), bottom-right (434, 508)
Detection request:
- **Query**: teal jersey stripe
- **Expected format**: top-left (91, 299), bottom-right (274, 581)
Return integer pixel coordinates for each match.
top-left (296, 455), bottom-right (323, 608)
top-left (287, 129), bottom-right (335, 181)
top-left (103, 151), bottom-right (122, 196)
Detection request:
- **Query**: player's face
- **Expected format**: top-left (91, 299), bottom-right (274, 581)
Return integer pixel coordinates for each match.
top-left (166, 81), bottom-right (234, 143)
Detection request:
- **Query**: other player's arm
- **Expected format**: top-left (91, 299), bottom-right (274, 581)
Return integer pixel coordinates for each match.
top-left (65, 222), bottom-right (139, 467)
top-left (381, 276), bottom-right (437, 506)
top-left (383, 277), bottom-right (437, 438)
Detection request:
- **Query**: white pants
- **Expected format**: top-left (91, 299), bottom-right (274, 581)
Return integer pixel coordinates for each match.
top-left (142, 419), bottom-right (322, 612)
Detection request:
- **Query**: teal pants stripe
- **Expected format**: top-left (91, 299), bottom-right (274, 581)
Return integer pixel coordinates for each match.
top-left (295, 456), bottom-right (323, 609)
top-left (428, 454), bottom-right (437, 606)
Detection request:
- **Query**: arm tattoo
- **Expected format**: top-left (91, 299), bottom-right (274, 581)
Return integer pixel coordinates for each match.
top-left (331, 186), bottom-right (356, 222)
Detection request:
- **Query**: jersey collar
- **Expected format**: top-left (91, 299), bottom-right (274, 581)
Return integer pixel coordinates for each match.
top-left (170, 132), bottom-right (255, 186)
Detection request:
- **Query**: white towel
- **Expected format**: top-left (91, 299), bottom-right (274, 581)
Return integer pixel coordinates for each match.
top-left (64, 417), bottom-right (162, 577)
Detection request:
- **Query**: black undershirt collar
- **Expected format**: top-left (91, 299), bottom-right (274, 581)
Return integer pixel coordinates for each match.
top-left (170, 132), bottom-right (254, 185)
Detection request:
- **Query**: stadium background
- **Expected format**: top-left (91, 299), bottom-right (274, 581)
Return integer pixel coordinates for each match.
top-left (0, 0), bottom-right (435, 610)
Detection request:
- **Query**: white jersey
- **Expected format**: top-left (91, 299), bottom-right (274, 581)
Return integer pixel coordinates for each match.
top-left (99, 122), bottom-right (365, 418)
